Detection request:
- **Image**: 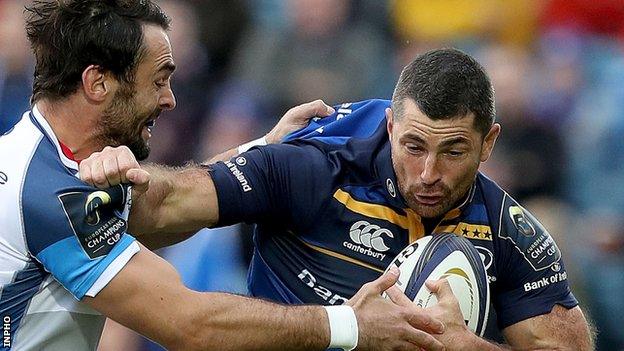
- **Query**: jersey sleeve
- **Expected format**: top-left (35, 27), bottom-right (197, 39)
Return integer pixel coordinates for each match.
top-left (22, 170), bottom-right (139, 300)
top-left (492, 194), bottom-right (578, 329)
top-left (207, 143), bottom-right (333, 230)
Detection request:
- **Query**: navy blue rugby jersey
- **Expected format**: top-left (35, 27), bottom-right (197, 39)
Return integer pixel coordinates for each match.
top-left (208, 99), bottom-right (578, 333)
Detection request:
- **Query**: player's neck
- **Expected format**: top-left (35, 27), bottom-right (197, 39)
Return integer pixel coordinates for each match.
top-left (35, 98), bottom-right (103, 161)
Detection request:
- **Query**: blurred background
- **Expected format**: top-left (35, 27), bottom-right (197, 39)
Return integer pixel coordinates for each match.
top-left (1, 0), bottom-right (623, 349)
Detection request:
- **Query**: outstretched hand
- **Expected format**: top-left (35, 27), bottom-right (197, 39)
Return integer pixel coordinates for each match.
top-left (265, 99), bottom-right (335, 143)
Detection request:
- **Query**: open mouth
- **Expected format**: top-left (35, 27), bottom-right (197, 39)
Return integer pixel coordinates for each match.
top-left (145, 119), bottom-right (156, 133)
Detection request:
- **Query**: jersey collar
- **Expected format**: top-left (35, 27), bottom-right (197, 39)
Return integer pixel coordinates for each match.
top-left (30, 104), bottom-right (80, 171)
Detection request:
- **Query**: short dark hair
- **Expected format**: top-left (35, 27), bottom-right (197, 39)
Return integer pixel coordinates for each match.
top-left (25, 0), bottom-right (170, 103)
top-left (392, 48), bottom-right (495, 136)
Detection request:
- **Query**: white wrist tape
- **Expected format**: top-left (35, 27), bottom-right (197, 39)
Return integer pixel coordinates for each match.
top-left (237, 136), bottom-right (267, 154)
top-left (324, 305), bottom-right (358, 351)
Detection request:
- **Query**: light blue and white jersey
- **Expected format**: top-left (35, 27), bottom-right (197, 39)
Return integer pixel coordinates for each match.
top-left (0, 105), bottom-right (140, 350)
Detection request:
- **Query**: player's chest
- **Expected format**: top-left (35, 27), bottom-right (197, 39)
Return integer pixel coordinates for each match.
top-left (300, 186), bottom-right (499, 280)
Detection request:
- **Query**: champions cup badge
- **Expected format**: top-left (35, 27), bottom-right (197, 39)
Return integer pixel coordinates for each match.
top-left (85, 191), bottom-right (112, 226)
top-left (509, 206), bottom-right (535, 237)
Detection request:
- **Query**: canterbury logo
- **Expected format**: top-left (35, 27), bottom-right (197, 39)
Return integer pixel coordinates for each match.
top-left (349, 220), bottom-right (393, 252)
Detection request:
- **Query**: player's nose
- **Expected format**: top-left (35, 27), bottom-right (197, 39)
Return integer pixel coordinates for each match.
top-left (159, 86), bottom-right (176, 111)
top-left (420, 154), bottom-right (442, 185)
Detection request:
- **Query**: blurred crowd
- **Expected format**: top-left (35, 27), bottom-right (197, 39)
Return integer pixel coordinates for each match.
top-left (1, 0), bottom-right (623, 350)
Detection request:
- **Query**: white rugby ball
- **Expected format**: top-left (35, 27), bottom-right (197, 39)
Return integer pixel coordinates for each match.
top-left (385, 233), bottom-right (490, 336)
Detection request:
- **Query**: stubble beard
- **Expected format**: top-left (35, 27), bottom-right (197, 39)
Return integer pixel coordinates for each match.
top-left (97, 83), bottom-right (151, 161)
top-left (393, 157), bottom-right (477, 219)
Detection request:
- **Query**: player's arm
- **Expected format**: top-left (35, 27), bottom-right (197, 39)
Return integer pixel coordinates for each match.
top-left (84, 244), bottom-right (327, 351)
top-left (499, 305), bottom-right (593, 350)
top-left (423, 280), bottom-right (593, 350)
top-left (78, 145), bottom-right (221, 248)
top-left (127, 163), bottom-right (217, 248)
top-left (80, 100), bottom-right (335, 247)
top-left (206, 99), bottom-right (334, 163)
top-left (85, 244), bottom-right (446, 351)
top-left (23, 179), bottom-right (445, 350)
top-left (422, 194), bottom-right (593, 350)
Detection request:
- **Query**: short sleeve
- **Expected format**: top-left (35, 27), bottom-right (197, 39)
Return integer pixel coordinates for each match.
top-left (493, 194), bottom-right (578, 329)
top-left (22, 167), bottom-right (139, 300)
top-left (208, 143), bottom-right (334, 230)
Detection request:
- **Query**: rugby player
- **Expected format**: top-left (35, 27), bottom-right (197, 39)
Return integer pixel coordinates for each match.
top-left (84, 49), bottom-right (595, 350)
top-left (0, 1), bottom-right (447, 350)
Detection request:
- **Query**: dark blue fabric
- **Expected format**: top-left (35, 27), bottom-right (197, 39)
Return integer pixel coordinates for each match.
top-left (209, 99), bottom-right (578, 334)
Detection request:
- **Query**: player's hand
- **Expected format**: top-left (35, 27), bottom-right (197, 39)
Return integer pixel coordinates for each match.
top-left (424, 279), bottom-right (479, 350)
top-left (264, 99), bottom-right (335, 144)
top-left (347, 267), bottom-right (446, 351)
top-left (79, 145), bottom-right (150, 195)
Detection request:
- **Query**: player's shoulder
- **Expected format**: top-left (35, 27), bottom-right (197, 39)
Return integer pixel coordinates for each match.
top-left (1, 111), bottom-right (45, 186)
top-left (19, 140), bottom-right (130, 258)
top-left (20, 129), bottom-right (86, 210)
top-left (2, 110), bottom-right (82, 198)
top-left (476, 174), bottom-right (562, 272)
top-left (282, 99), bottom-right (390, 146)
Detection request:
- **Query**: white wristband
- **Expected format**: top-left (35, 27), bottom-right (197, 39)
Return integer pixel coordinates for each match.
top-left (323, 305), bottom-right (358, 351)
top-left (237, 136), bottom-right (267, 154)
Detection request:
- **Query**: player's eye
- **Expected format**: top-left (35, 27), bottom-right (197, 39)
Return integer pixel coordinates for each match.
top-left (447, 150), bottom-right (464, 157)
top-left (154, 76), bottom-right (170, 88)
top-left (405, 144), bottom-right (425, 154)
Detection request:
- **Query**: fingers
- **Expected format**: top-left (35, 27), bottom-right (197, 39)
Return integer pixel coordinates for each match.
top-left (79, 146), bottom-right (140, 189)
top-left (367, 266), bottom-right (400, 295)
top-left (386, 287), bottom-right (445, 335)
top-left (385, 285), bottom-right (413, 307)
top-left (116, 148), bottom-right (141, 183)
top-left (403, 328), bottom-right (446, 351)
top-left (90, 153), bottom-right (110, 188)
top-left (405, 308), bottom-right (445, 335)
top-left (425, 279), bottom-right (453, 301)
top-left (302, 99), bottom-right (335, 117)
top-left (126, 168), bottom-right (151, 195)
top-left (102, 155), bottom-right (121, 186)
top-left (79, 159), bottom-right (95, 187)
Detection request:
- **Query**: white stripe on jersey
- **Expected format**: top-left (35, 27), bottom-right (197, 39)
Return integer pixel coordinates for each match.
top-left (0, 107), bottom-right (140, 350)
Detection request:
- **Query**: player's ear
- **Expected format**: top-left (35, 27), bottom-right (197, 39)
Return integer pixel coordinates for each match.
top-left (480, 123), bottom-right (501, 162)
top-left (81, 65), bottom-right (114, 103)
top-left (386, 108), bottom-right (394, 140)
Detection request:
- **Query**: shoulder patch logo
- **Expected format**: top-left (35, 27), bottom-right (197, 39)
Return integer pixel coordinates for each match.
top-left (498, 195), bottom-right (561, 271)
top-left (59, 186), bottom-right (127, 259)
top-left (508, 206), bottom-right (535, 237)
top-left (85, 191), bottom-right (112, 226)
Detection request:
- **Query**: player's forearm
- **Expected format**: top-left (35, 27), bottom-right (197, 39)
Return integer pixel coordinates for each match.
top-left (129, 163), bottom-right (218, 245)
top-left (181, 292), bottom-right (329, 351)
top-left (464, 333), bottom-right (590, 351)
top-left (88, 248), bottom-right (330, 351)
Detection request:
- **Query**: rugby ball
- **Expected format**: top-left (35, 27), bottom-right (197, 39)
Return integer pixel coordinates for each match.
top-left (384, 233), bottom-right (490, 336)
